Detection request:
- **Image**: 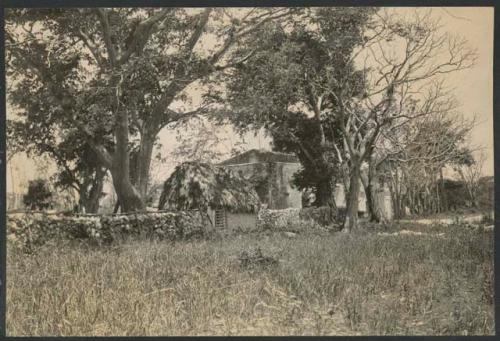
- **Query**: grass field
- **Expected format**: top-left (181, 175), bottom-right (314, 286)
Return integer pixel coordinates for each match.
top-left (7, 222), bottom-right (494, 336)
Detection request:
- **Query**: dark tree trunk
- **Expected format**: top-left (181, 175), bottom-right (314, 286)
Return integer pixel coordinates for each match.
top-left (363, 180), bottom-right (375, 220)
top-left (314, 177), bottom-right (337, 209)
top-left (366, 178), bottom-right (388, 223)
top-left (362, 163), bottom-right (389, 224)
top-left (344, 163), bottom-right (361, 231)
top-left (84, 169), bottom-right (106, 213)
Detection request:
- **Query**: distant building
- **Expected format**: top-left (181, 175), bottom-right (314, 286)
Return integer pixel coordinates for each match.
top-left (219, 149), bottom-right (393, 220)
top-left (219, 149), bottom-right (303, 210)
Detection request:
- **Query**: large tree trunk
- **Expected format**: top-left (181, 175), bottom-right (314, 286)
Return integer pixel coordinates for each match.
top-left (135, 130), bottom-right (156, 202)
top-left (314, 177), bottom-right (337, 209)
top-left (112, 108), bottom-right (146, 212)
top-left (361, 162), bottom-right (389, 224)
top-left (365, 178), bottom-right (389, 223)
top-left (111, 168), bottom-right (145, 212)
top-left (113, 200), bottom-right (120, 214)
top-left (343, 163), bottom-right (361, 231)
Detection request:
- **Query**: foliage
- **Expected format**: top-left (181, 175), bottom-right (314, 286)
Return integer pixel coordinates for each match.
top-left (454, 152), bottom-right (486, 208)
top-left (385, 111), bottom-right (475, 217)
top-left (170, 118), bottom-right (245, 164)
top-left (222, 8), bottom-right (375, 206)
top-left (158, 162), bottom-right (260, 213)
top-left (223, 7), bottom-right (476, 229)
top-left (6, 8), bottom-right (298, 211)
top-left (22, 179), bottom-right (53, 210)
top-left (477, 176), bottom-right (494, 212)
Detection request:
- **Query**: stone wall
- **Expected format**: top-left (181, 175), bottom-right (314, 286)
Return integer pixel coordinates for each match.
top-left (257, 206), bottom-right (341, 231)
top-left (7, 211), bottom-right (206, 253)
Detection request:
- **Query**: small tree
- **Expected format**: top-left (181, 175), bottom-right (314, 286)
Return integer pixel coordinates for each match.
top-left (384, 111), bottom-right (474, 217)
top-left (455, 151), bottom-right (485, 208)
top-left (319, 10), bottom-right (476, 230)
top-left (23, 179), bottom-right (53, 210)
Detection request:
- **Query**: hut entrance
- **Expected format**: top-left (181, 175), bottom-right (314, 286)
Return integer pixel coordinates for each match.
top-left (214, 208), bottom-right (227, 229)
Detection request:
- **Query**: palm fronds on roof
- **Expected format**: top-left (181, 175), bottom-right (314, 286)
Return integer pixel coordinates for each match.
top-left (158, 162), bottom-right (260, 213)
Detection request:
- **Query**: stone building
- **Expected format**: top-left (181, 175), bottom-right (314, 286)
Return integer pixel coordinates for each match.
top-left (219, 149), bottom-right (303, 209)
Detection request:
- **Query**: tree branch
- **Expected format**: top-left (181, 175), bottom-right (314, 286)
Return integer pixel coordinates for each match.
top-left (95, 8), bottom-right (118, 67)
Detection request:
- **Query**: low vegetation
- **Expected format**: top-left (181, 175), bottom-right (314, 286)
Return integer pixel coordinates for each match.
top-left (7, 222), bottom-right (493, 336)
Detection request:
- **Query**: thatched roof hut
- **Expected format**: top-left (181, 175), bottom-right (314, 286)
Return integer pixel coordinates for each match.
top-left (158, 162), bottom-right (260, 213)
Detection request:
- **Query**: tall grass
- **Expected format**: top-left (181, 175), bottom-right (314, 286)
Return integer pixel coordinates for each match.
top-left (7, 224), bottom-right (494, 336)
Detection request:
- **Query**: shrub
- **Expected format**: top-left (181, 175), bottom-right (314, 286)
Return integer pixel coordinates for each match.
top-left (299, 206), bottom-right (339, 226)
top-left (22, 179), bottom-right (53, 210)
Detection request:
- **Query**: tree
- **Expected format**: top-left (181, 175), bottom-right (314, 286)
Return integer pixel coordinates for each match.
top-left (8, 116), bottom-right (108, 213)
top-left (170, 117), bottom-right (244, 165)
top-left (6, 8), bottom-right (297, 212)
top-left (52, 141), bottom-right (107, 213)
top-left (359, 148), bottom-right (392, 223)
top-left (384, 110), bottom-right (475, 217)
top-left (23, 178), bottom-right (53, 210)
top-left (222, 8), bottom-right (375, 209)
top-left (224, 8), bottom-right (475, 230)
top-left (314, 9), bottom-right (476, 230)
top-left (455, 151), bottom-right (485, 209)
top-left (271, 112), bottom-right (342, 207)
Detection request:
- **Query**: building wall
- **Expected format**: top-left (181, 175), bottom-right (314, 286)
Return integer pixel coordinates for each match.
top-left (221, 162), bottom-right (302, 209)
top-left (334, 184), bottom-right (367, 212)
top-left (208, 208), bottom-right (257, 232)
top-left (271, 162), bottom-right (302, 209)
top-left (334, 183), bottom-right (393, 219)
top-left (227, 213), bottom-right (257, 232)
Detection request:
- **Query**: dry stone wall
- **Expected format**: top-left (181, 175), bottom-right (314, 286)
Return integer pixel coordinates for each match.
top-left (7, 211), bottom-right (205, 253)
top-left (257, 206), bottom-right (341, 231)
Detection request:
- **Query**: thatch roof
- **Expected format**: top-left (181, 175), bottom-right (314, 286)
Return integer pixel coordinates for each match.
top-left (158, 162), bottom-right (260, 213)
top-left (219, 149), bottom-right (299, 165)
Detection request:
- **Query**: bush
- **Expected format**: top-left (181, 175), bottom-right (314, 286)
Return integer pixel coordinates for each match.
top-left (299, 206), bottom-right (339, 226)
top-left (22, 179), bottom-right (53, 210)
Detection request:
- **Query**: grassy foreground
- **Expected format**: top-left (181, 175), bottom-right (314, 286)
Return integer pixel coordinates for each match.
top-left (7, 223), bottom-right (494, 336)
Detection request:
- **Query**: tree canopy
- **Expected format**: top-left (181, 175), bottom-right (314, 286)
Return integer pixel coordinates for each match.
top-left (221, 8), bottom-right (375, 207)
top-left (6, 7), bottom-right (297, 212)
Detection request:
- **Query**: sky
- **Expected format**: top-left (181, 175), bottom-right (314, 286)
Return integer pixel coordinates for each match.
top-left (6, 7), bottom-right (495, 194)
